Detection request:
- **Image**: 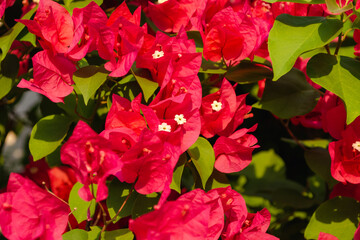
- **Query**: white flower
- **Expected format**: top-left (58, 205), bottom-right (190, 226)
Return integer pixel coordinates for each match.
top-left (211, 100), bottom-right (222, 112)
top-left (158, 122), bottom-right (171, 132)
top-left (174, 114), bottom-right (186, 125)
top-left (352, 141), bottom-right (360, 152)
top-left (158, 0), bottom-right (168, 3)
top-left (152, 50), bottom-right (164, 59)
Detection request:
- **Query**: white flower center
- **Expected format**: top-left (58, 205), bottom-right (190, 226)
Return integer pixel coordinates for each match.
top-left (353, 141), bottom-right (360, 152)
top-left (152, 50), bottom-right (164, 59)
top-left (158, 122), bottom-right (171, 132)
top-left (211, 100), bottom-right (222, 112)
top-left (174, 114), bottom-right (186, 125)
top-left (158, 0), bottom-right (168, 3)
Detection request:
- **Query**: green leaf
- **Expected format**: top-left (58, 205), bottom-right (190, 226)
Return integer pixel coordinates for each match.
top-left (243, 149), bottom-right (286, 180)
top-left (131, 68), bottom-right (158, 102)
top-left (17, 30), bottom-right (37, 47)
top-left (304, 196), bottom-right (360, 240)
top-left (0, 54), bottom-right (19, 99)
top-left (131, 192), bottom-right (160, 218)
top-left (69, 182), bottom-right (97, 224)
top-left (304, 148), bottom-right (337, 185)
top-left (186, 31), bottom-right (203, 48)
top-left (259, 68), bottom-right (320, 119)
top-left (225, 60), bottom-right (273, 84)
top-left (29, 114), bottom-right (72, 161)
top-left (307, 53), bottom-right (360, 124)
top-left (101, 229), bottom-right (134, 240)
top-left (325, 0), bottom-right (353, 14)
top-left (170, 153), bottom-right (187, 193)
top-left (0, 7), bottom-right (37, 62)
top-left (88, 227), bottom-right (101, 240)
top-left (107, 179), bottom-right (136, 223)
top-left (73, 66), bottom-right (108, 105)
top-left (269, 14), bottom-right (343, 80)
top-left (187, 137), bottom-right (215, 188)
top-left (62, 229), bottom-right (88, 240)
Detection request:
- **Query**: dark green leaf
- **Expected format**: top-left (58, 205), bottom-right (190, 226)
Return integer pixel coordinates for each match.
top-left (170, 153), bottom-right (187, 193)
top-left (29, 114), bottom-right (72, 161)
top-left (199, 58), bottom-right (227, 74)
top-left (225, 60), bottom-right (273, 84)
top-left (58, 87), bottom-right (95, 120)
top-left (186, 31), bottom-right (203, 48)
top-left (269, 14), bottom-right (343, 80)
top-left (305, 148), bottom-right (337, 185)
top-left (260, 68), bottom-right (320, 119)
top-left (307, 53), bottom-right (360, 124)
top-left (205, 170), bottom-right (230, 191)
top-left (107, 179), bottom-right (136, 223)
top-left (0, 54), bottom-right (19, 99)
top-left (131, 192), bottom-right (160, 219)
top-left (101, 229), bottom-right (134, 240)
top-left (73, 66), bottom-right (108, 105)
top-left (0, 7), bottom-right (37, 62)
top-left (187, 137), bottom-right (215, 188)
top-left (69, 182), bottom-right (97, 224)
top-left (304, 197), bottom-right (360, 240)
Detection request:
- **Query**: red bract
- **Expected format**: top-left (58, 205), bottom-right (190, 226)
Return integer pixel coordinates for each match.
top-left (142, 93), bottom-right (201, 151)
top-left (0, 173), bottom-right (69, 240)
top-left (61, 121), bottom-right (123, 201)
top-left (214, 125), bottom-right (259, 173)
top-left (105, 94), bottom-right (147, 136)
top-left (145, 0), bottom-right (206, 33)
top-left (118, 129), bottom-right (181, 195)
top-left (201, 79), bottom-right (251, 138)
top-left (18, 0), bottom-right (74, 54)
top-left (17, 50), bottom-right (76, 103)
top-left (354, 29), bottom-right (360, 57)
top-left (66, 1), bottom-right (108, 61)
top-left (318, 232), bottom-right (339, 240)
top-left (203, 7), bottom-right (257, 64)
top-left (329, 117), bottom-right (360, 184)
top-left (129, 188), bottom-right (224, 239)
top-left (136, 30), bottom-right (199, 86)
top-left (129, 186), bottom-right (277, 239)
top-left (102, 2), bottom-right (144, 77)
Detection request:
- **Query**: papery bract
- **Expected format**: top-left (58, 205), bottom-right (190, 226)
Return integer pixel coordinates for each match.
top-left (18, 0), bottom-right (74, 54)
top-left (214, 125), bottom-right (259, 173)
top-left (329, 117), bottom-right (360, 184)
top-left (118, 129), bottom-right (181, 194)
top-left (203, 7), bottom-right (257, 64)
top-left (142, 93), bottom-right (201, 151)
top-left (129, 188), bottom-right (225, 240)
top-left (61, 121), bottom-right (122, 201)
top-left (17, 50), bottom-right (76, 103)
top-left (0, 173), bottom-right (69, 240)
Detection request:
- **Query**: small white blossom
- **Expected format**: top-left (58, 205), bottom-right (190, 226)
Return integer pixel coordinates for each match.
top-left (211, 100), bottom-right (222, 112)
top-left (158, 122), bottom-right (171, 132)
top-left (174, 114), bottom-right (186, 125)
top-left (353, 141), bottom-right (360, 152)
top-left (158, 0), bottom-right (168, 3)
top-left (152, 50), bottom-right (164, 59)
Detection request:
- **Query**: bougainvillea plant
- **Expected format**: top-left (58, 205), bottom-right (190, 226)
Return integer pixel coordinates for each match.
top-left (2, 0), bottom-right (360, 239)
